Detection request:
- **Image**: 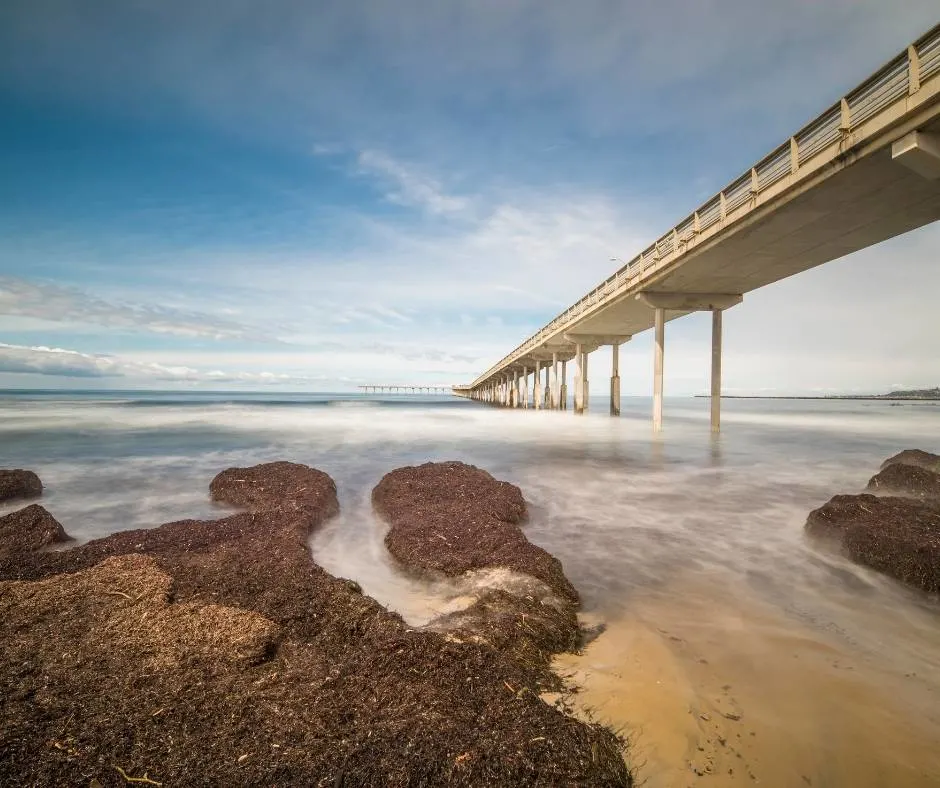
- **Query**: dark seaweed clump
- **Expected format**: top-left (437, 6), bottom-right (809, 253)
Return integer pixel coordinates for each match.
top-left (806, 449), bottom-right (940, 594)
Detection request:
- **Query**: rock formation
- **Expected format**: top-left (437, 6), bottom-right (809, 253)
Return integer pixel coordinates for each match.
top-left (0, 504), bottom-right (71, 557)
top-left (866, 462), bottom-right (940, 501)
top-left (373, 461), bottom-right (586, 680)
top-left (0, 461), bottom-right (630, 786)
top-left (806, 450), bottom-right (940, 594)
top-left (0, 469), bottom-right (42, 503)
top-left (880, 449), bottom-right (940, 473)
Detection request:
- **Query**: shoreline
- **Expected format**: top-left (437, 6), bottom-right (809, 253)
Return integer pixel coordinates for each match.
top-left (552, 576), bottom-right (940, 787)
top-left (694, 395), bottom-right (940, 401)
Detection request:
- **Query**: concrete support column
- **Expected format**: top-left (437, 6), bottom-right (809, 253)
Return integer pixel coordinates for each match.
top-left (511, 370), bottom-right (518, 408)
top-left (521, 367), bottom-right (529, 409)
top-left (575, 345), bottom-right (590, 414)
top-left (543, 364), bottom-right (550, 408)
top-left (533, 361), bottom-right (543, 410)
top-left (560, 360), bottom-right (568, 410)
top-left (582, 348), bottom-right (590, 414)
top-left (711, 309), bottom-right (722, 433)
top-left (573, 344), bottom-right (583, 413)
top-left (653, 307), bottom-right (665, 431)
top-left (610, 341), bottom-right (621, 417)
top-left (550, 352), bottom-right (559, 409)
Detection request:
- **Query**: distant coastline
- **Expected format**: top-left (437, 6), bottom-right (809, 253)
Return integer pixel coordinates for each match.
top-left (696, 387), bottom-right (940, 401)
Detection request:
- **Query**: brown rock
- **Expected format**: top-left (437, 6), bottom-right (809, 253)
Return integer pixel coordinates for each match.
top-left (373, 461), bottom-right (577, 602)
top-left (0, 461), bottom-right (631, 787)
top-left (373, 461), bottom-right (589, 682)
top-left (806, 493), bottom-right (940, 594)
top-left (0, 504), bottom-right (71, 558)
top-left (210, 460), bottom-right (339, 518)
top-left (867, 463), bottom-right (940, 501)
top-left (0, 469), bottom-right (42, 503)
top-left (880, 449), bottom-right (940, 473)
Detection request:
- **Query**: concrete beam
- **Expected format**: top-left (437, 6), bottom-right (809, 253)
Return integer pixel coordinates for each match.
top-left (637, 292), bottom-right (743, 311)
top-left (892, 130), bottom-right (940, 180)
top-left (562, 333), bottom-right (631, 347)
top-left (525, 350), bottom-right (574, 363)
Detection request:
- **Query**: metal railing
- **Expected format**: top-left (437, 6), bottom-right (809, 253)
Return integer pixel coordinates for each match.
top-left (471, 22), bottom-right (940, 388)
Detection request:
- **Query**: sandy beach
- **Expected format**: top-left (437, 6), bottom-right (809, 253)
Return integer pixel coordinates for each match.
top-left (551, 574), bottom-right (940, 787)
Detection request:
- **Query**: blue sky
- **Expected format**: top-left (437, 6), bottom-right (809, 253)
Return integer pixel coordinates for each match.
top-left (1, 0), bottom-right (938, 393)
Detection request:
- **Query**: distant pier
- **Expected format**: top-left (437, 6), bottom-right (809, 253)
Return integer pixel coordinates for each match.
top-left (358, 385), bottom-right (454, 395)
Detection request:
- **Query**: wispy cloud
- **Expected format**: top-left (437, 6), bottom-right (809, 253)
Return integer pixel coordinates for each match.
top-left (0, 342), bottom-right (323, 384)
top-left (0, 277), bottom-right (277, 342)
top-left (356, 150), bottom-right (469, 215)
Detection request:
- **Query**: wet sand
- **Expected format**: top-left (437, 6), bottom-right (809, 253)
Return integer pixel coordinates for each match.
top-left (547, 575), bottom-right (940, 787)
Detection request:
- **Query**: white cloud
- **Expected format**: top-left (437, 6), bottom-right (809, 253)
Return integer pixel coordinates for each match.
top-left (356, 150), bottom-right (470, 215)
top-left (0, 343), bottom-right (316, 384)
top-left (0, 277), bottom-right (277, 342)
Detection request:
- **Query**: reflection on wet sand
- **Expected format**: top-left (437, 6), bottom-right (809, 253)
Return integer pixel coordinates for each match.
top-left (549, 576), bottom-right (940, 787)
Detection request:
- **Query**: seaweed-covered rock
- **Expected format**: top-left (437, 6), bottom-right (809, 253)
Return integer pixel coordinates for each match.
top-left (806, 494), bottom-right (940, 593)
top-left (373, 461), bottom-right (589, 685)
top-left (373, 461), bottom-right (577, 603)
top-left (210, 460), bottom-right (339, 518)
top-left (0, 504), bottom-right (71, 558)
top-left (880, 449), bottom-right (940, 473)
top-left (867, 463), bottom-right (940, 501)
top-left (0, 469), bottom-right (42, 503)
top-left (0, 461), bottom-right (631, 787)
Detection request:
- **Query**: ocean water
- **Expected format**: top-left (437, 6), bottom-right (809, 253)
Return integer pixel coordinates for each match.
top-left (2, 389), bottom-right (939, 784)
